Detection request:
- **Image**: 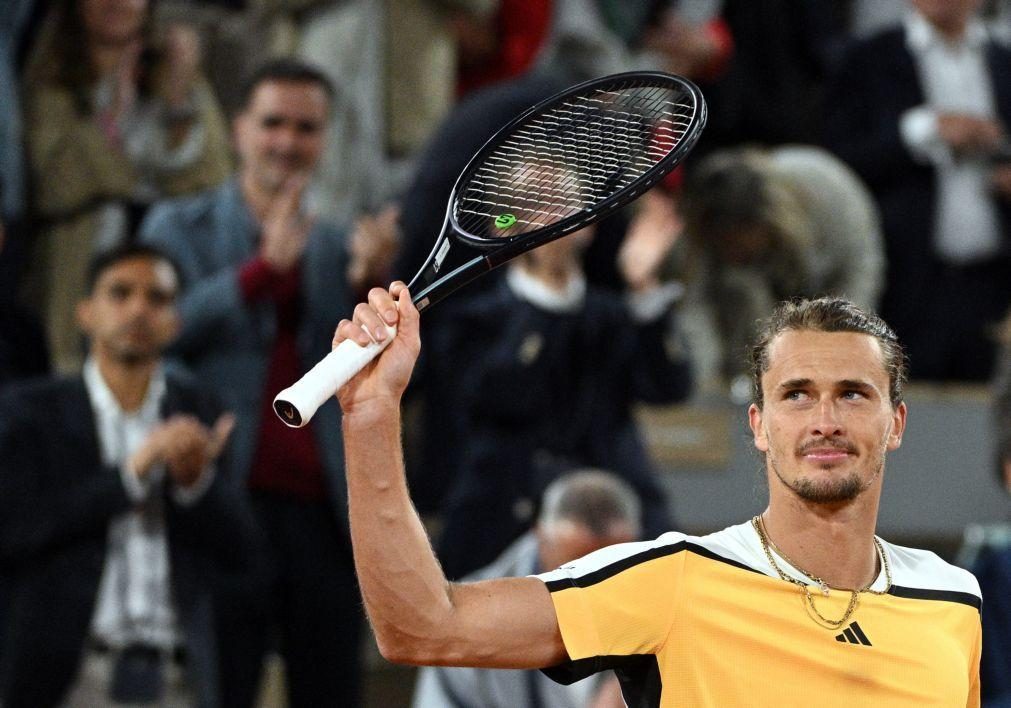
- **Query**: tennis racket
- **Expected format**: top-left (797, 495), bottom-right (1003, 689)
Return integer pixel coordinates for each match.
top-left (274, 70), bottom-right (706, 428)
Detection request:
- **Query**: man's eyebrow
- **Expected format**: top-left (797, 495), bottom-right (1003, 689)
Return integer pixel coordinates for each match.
top-left (777, 378), bottom-right (812, 391)
top-left (838, 379), bottom-right (875, 391)
top-left (777, 378), bottom-right (876, 391)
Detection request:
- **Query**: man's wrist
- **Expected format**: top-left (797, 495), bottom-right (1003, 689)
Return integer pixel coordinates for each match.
top-left (341, 398), bottom-right (402, 430)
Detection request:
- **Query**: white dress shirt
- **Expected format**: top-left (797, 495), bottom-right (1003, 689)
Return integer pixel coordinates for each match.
top-left (900, 11), bottom-right (1003, 264)
top-left (506, 264), bottom-right (682, 322)
top-left (83, 359), bottom-right (211, 650)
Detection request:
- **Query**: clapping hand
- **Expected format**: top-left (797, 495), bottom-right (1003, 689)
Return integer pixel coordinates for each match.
top-left (937, 113), bottom-right (1005, 158)
top-left (348, 204), bottom-right (400, 292)
top-left (618, 188), bottom-right (682, 291)
top-left (130, 413), bottom-right (235, 489)
top-left (260, 174), bottom-right (313, 273)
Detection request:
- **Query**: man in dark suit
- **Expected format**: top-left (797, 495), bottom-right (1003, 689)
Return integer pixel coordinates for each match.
top-left (0, 243), bottom-right (252, 707)
top-left (824, 0), bottom-right (1011, 381)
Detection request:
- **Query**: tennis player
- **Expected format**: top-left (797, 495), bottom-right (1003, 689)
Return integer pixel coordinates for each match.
top-left (336, 286), bottom-right (981, 707)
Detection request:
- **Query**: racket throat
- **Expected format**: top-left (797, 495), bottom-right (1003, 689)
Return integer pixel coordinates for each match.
top-left (409, 254), bottom-right (492, 313)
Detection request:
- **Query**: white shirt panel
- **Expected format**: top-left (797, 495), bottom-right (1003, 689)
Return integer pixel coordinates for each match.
top-left (538, 520), bottom-right (981, 600)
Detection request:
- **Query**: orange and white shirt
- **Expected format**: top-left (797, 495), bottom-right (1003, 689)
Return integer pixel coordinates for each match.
top-left (537, 521), bottom-right (981, 707)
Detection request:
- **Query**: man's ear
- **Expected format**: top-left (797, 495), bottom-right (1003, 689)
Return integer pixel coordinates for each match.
top-left (887, 401), bottom-right (907, 451)
top-left (748, 403), bottom-right (768, 453)
top-left (76, 299), bottom-right (93, 336)
top-left (163, 308), bottom-right (181, 345)
top-left (232, 113), bottom-right (247, 153)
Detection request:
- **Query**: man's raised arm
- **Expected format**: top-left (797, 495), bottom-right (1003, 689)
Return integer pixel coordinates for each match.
top-left (335, 283), bottom-right (567, 669)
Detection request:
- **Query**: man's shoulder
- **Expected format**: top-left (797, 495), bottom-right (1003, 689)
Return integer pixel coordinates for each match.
top-left (838, 25), bottom-right (907, 65)
top-left (0, 376), bottom-right (84, 429)
top-left (537, 522), bottom-right (762, 589)
top-left (1, 375), bottom-right (81, 406)
top-left (860, 25), bottom-right (908, 52)
top-left (988, 37), bottom-right (1011, 65)
top-left (883, 539), bottom-right (982, 603)
top-left (143, 181), bottom-right (235, 235)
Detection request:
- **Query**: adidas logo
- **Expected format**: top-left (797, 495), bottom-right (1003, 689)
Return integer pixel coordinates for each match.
top-left (835, 621), bottom-right (872, 646)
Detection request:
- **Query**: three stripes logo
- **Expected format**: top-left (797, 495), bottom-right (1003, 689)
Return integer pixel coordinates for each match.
top-left (835, 621), bottom-right (873, 646)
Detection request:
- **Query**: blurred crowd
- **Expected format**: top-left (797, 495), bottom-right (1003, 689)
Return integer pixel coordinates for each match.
top-left (1, 0), bottom-right (1010, 706)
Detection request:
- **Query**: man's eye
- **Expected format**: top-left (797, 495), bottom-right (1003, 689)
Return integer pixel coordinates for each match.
top-left (785, 390), bottom-right (806, 401)
top-left (148, 290), bottom-right (173, 307)
top-left (841, 390), bottom-right (865, 400)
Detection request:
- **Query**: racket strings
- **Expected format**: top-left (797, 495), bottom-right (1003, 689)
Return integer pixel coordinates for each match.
top-left (455, 79), bottom-right (697, 238)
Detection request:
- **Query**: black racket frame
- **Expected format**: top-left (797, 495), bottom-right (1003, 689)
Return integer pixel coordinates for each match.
top-left (406, 71), bottom-right (707, 313)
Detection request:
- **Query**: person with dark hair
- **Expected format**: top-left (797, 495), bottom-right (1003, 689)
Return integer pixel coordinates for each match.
top-left (329, 288), bottom-right (981, 706)
top-left (0, 243), bottom-right (252, 707)
top-left (22, 0), bottom-right (232, 373)
top-left (140, 58), bottom-right (384, 707)
top-left (234, 58), bottom-right (335, 112)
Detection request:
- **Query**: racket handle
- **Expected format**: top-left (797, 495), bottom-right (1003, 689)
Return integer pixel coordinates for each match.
top-left (273, 324), bottom-right (398, 428)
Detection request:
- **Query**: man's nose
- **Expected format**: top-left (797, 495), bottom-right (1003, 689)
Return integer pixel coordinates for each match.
top-left (124, 291), bottom-right (157, 316)
top-left (809, 398), bottom-right (844, 438)
top-left (274, 126), bottom-right (301, 152)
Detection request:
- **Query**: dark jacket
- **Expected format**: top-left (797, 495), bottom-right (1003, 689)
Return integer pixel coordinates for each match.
top-left (823, 26), bottom-right (1011, 327)
top-left (0, 373), bottom-right (255, 708)
top-left (432, 279), bottom-right (692, 578)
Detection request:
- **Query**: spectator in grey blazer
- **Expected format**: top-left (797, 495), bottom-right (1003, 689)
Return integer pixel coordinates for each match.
top-left (140, 59), bottom-right (382, 707)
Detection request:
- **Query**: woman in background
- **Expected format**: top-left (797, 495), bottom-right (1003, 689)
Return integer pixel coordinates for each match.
top-left (23, 0), bottom-right (231, 372)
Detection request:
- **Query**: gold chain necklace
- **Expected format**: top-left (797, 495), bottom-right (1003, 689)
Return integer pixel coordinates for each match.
top-left (751, 515), bottom-right (891, 630)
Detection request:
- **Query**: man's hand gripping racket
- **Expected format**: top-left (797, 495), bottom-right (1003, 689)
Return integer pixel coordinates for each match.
top-left (274, 71), bottom-right (707, 427)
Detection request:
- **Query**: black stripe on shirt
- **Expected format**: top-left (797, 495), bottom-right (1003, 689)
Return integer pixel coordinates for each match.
top-left (544, 541), bottom-right (983, 614)
top-left (543, 540), bottom-right (763, 592)
top-left (888, 584), bottom-right (982, 612)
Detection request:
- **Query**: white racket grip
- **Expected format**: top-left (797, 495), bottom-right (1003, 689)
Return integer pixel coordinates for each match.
top-left (273, 323), bottom-right (398, 428)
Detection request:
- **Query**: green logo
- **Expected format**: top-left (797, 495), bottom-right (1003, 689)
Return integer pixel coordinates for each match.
top-left (494, 213), bottom-right (517, 229)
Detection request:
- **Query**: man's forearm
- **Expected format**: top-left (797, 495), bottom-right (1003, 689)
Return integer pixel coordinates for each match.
top-left (336, 284), bottom-right (566, 670)
top-left (343, 401), bottom-right (457, 663)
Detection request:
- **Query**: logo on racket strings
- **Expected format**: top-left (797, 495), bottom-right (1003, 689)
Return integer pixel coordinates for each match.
top-left (494, 213), bottom-right (517, 229)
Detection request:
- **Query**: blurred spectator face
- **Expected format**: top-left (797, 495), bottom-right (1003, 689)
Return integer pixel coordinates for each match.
top-left (522, 225), bottom-right (595, 270)
top-left (713, 224), bottom-right (773, 266)
top-left (79, 0), bottom-right (148, 46)
top-left (235, 80), bottom-right (328, 194)
top-left (536, 519), bottom-right (637, 571)
top-left (910, 0), bottom-right (983, 30)
top-left (77, 256), bottom-right (179, 364)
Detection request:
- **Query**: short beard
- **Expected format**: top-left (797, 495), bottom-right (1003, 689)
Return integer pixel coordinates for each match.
top-left (110, 342), bottom-right (156, 367)
top-left (783, 467), bottom-right (864, 503)
top-left (770, 456), bottom-right (883, 505)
